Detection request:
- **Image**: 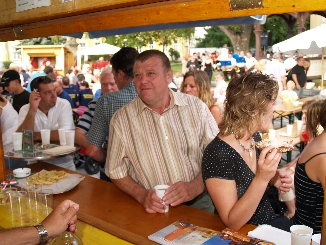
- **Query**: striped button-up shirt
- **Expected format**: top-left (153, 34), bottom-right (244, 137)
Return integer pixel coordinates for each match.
top-left (106, 91), bottom-right (219, 190)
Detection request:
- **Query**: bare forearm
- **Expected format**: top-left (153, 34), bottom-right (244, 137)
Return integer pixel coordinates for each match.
top-left (86, 144), bottom-right (106, 163)
top-left (0, 226), bottom-right (40, 245)
top-left (75, 129), bottom-right (89, 148)
top-left (225, 177), bottom-right (268, 230)
top-left (111, 176), bottom-right (148, 204)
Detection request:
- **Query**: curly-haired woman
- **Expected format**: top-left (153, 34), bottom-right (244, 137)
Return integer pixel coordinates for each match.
top-left (181, 70), bottom-right (222, 125)
top-left (202, 72), bottom-right (292, 231)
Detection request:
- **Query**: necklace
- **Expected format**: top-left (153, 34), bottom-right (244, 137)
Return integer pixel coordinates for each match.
top-left (233, 134), bottom-right (255, 157)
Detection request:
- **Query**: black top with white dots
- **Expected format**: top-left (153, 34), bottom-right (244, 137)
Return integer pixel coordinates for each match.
top-left (202, 134), bottom-right (275, 225)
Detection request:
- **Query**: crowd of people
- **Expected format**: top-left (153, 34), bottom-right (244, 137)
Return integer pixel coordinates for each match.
top-left (0, 46), bottom-right (326, 243)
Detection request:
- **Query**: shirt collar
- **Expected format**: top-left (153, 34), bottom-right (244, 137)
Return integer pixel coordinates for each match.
top-left (135, 89), bottom-right (187, 116)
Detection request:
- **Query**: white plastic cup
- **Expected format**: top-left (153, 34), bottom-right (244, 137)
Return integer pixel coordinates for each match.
top-left (297, 120), bottom-right (303, 131)
top-left (154, 184), bottom-right (169, 213)
top-left (312, 233), bottom-right (321, 245)
top-left (290, 225), bottom-right (313, 245)
top-left (58, 128), bottom-right (66, 146)
top-left (40, 129), bottom-right (51, 145)
top-left (277, 168), bottom-right (295, 201)
top-left (12, 132), bottom-right (23, 151)
top-left (268, 129), bottom-right (276, 140)
top-left (65, 130), bottom-right (75, 146)
top-left (287, 124), bottom-right (293, 136)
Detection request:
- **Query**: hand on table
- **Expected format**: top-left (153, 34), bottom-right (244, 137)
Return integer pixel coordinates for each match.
top-left (42, 199), bottom-right (79, 242)
top-left (140, 189), bottom-right (166, 214)
top-left (163, 181), bottom-right (200, 207)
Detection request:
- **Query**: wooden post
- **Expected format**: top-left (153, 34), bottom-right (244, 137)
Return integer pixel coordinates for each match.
top-left (322, 47), bottom-right (324, 89)
top-left (0, 122), bottom-right (5, 180)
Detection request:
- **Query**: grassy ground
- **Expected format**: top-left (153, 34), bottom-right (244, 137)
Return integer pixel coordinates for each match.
top-left (170, 61), bottom-right (182, 74)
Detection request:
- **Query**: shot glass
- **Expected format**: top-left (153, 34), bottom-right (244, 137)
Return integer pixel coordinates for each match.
top-left (13, 191), bottom-right (27, 216)
top-left (4, 189), bottom-right (18, 213)
top-left (37, 189), bottom-right (53, 215)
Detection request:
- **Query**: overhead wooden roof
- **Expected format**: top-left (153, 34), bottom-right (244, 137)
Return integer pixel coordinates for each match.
top-left (0, 0), bottom-right (326, 42)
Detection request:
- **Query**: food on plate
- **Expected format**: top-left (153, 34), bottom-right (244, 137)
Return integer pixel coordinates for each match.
top-left (255, 139), bottom-right (294, 153)
top-left (27, 170), bottom-right (68, 185)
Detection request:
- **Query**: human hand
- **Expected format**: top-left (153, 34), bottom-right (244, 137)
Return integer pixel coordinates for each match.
top-left (163, 181), bottom-right (199, 207)
top-left (140, 189), bottom-right (166, 214)
top-left (256, 146), bottom-right (282, 183)
top-left (29, 90), bottom-right (41, 112)
top-left (296, 84), bottom-right (301, 90)
top-left (41, 199), bottom-right (79, 242)
top-left (272, 170), bottom-right (293, 194)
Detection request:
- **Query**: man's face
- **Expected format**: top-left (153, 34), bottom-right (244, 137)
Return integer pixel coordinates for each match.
top-left (56, 75), bottom-right (63, 83)
top-left (134, 56), bottom-right (172, 107)
top-left (298, 58), bottom-right (305, 66)
top-left (4, 80), bottom-right (18, 93)
top-left (100, 73), bottom-right (118, 94)
top-left (53, 81), bottom-right (63, 95)
top-left (38, 83), bottom-right (57, 109)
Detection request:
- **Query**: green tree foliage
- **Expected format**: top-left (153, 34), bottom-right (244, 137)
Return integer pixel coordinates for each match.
top-left (105, 28), bottom-right (195, 51)
top-left (262, 15), bottom-right (288, 46)
top-left (169, 48), bottom-right (180, 60)
top-left (196, 26), bottom-right (232, 48)
top-left (20, 36), bottom-right (67, 45)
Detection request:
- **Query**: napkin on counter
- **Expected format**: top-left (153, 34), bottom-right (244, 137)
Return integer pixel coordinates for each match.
top-left (248, 225), bottom-right (291, 245)
top-left (42, 146), bottom-right (76, 156)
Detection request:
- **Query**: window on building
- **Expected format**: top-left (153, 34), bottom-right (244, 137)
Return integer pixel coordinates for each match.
top-left (94, 41), bottom-right (101, 45)
top-left (79, 42), bottom-right (87, 50)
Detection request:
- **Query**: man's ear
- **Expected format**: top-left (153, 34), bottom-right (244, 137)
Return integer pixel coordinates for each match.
top-left (166, 69), bottom-right (173, 84)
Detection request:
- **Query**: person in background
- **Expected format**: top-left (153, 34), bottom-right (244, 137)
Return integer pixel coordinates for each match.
top-left (75, 69), bottom-right (118, 148)
top-left (106, 50), bottom-right (219, 213)
top-left (202, 52), bottom-right (214, 81)
top-left (292, 99), bottom-right (326, 233)
top-left (53, 79), bottom-right (73, 108)
top-left (77, 81), bottom-right (93, 107)
top-left (213, 72), bottom-right (227, 104)
top-left (291, 56), bottom-right (307, 98)
top-left (1, 199), bottom-right (79, 245)
top-left (280, 80), bottom-right (298, 104)
top-left (202, 72), bottom-right (292, 231)
top-left (265, 52), bottom-right (287, 94)
top-left (1, 70), bottom-right (30, 113)
top-left (181, 70), bottom-right (222, 125)
top-left (17, 76), bottom-right (75, 170)
top-left (284, 53), bottom-right (297, 71)
top-left (173, 71), bottom-right (184, 90)
top-left (86, 47), bottom-right (139, 181)
top-left (62, 76), bottom-right (78, 108)
top-left (186, 56), bottom-right (200, 71)
top-left (21, 69), bottom-right (30, 87)
top-left (245, 52), bottom-right (257, 71)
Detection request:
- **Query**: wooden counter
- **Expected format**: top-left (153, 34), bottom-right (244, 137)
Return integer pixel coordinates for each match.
top-left (6, 162), bottom-right (254, 244)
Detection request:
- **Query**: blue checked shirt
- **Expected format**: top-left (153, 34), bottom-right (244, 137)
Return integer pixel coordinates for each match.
top-left (86, 82), bottom-right (138, 147)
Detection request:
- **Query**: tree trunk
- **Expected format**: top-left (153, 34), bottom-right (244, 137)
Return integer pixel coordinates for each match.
top-left (219, 24), bottom-right (253, 54)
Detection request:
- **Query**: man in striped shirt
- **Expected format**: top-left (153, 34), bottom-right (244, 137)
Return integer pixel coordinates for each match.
top-left (106, 50), bottom-right (219, 213)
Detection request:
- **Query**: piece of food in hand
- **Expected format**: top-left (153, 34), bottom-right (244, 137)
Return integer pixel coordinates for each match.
top-left (27, 170), bottom-right (68, 185)
top-left (255, 139), bottom-right (294, 153)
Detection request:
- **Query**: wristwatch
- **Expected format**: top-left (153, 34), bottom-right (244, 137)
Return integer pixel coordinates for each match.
top-left (34, 224), bottom-right (49, 245)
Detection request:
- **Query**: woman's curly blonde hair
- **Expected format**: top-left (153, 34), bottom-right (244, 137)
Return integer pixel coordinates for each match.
top-left (181, 70), bottom-right (214, 108)
top-left (219, 71), bottom-right (278, 139)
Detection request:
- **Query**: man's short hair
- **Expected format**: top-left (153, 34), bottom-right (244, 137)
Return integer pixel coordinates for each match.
top-left (136, 50), bottom-right (171, 73)
top-left (30, 76), bottom-right (52, 91)
top-left (99, 67), bottom-right (112, 81)
top-left (62, 76), bottom-right (70, 86)
top-left (44, 66), bottom-right (54, 74)
top-left (110, 47), bottom-right (139, 79)
top-left (77, 74), bottom-right (85, 81)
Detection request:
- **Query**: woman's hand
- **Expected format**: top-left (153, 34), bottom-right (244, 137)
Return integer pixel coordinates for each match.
top-left (256, 146), bottom-right (282, 183)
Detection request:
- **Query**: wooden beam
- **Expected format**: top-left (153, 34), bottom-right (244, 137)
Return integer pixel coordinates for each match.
top-left (0, 0), bottom-right (325, 42)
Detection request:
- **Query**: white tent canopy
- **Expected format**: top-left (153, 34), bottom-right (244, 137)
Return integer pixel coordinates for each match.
top-left (272, 24), bottom-right (326, 55)
top-left (77, 43), bottom-right (120, 69)
top-left (272, 24), bottom-right (326, 83)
